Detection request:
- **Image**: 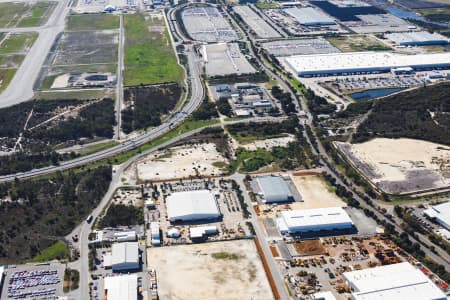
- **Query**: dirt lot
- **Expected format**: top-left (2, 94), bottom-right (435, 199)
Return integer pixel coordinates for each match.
top-left (239, 135), bottom-right (295, 151)
top-left (335, 138), bottom-right (450, 194)
top-left (147, 240), bottom-right (273, 300)
top-left (294, 240), bottom-right (326, 256)
top-left (130, 143), bottom-right (229, 182)
top-left (289, 175), bottom-right (346, 209)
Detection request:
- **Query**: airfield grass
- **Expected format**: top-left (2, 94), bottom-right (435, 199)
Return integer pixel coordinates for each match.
top-left (417, 8), bottom-right (450, 23)
top-left (0, 54), bottom-right (25, 68)
top-left (0, 33), bottom-right (38, 55)
top-left (67, 14), bottom-right (120, 31)
top-left (0, 2), bottom-right (55, 28)
top-left (34, 88), bottom-right (115, 100)
top-left (31, 241), bottom-right (69, 262)
top-left (256, 0), bottom-right (280, 9)
top-left (327, 35), bottom-right (391, 52)
top-left (123, 13), bottom-right (183, 86)
top-left (0, 68), bottom-right (17, 92)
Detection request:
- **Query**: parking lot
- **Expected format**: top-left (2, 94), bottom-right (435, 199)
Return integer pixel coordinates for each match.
top-left (1, 263), bottom-right (64, 300)
top-left (182, 7), bottom-right (237, 42)
top-left (262, 38), bottom-right (340, 57)
top-left (145, 179), bottom-right (252, 247)
top-left (233, 6), bottom-right (281, 39)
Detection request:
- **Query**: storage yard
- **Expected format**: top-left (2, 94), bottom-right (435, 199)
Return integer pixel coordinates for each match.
top-left (263, 8), bottom-right (345, 36)
top-left (262, 38), bottom-right (339, 56)
top-left (146, 240), bottom-right (273, 300)
top-left (1, 263), bottom-right (64, 300)
top-left (335, 138), bottom-right (450, 194)
top-left (129, 142), bottom-right (229, 182)
top-left (145, 179), bottom-right (252, 247)
top-left (233, 6), bottom-right (281, 39)
top-left (202, 43), bottom-right (256, 76)
top-left (182, 7), bottom-right (238, 42)
top-left (281, 235), bottom-right (449, 299)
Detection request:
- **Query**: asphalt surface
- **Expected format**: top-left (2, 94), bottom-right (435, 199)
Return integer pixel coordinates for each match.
top-left (0, 44), bottom-right (204, 182)
top-left (0, 0), bottom-right (72, 108)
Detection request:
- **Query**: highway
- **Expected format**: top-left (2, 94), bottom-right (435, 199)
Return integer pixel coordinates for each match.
top-left (0, 44), bottom-right (204, 182)
top-left (226, 6), bottom-right (450, 272)
top-left (0, 0), bottom-right (72, 108)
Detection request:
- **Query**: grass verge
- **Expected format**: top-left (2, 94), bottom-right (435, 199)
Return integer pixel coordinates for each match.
top-left (31, 241), bottom-right (69, 262)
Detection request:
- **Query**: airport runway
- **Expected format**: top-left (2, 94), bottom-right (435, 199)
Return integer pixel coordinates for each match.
top-left (0, 0), bottom-right (72, 108)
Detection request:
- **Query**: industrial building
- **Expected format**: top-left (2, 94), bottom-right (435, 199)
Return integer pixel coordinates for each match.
top-left (166, 190), bottom-right (221, 222)
top-left (386, 31), bottom-right (449, 46)
top-left (285, 52), bottom-right (450, 77)
top-left (277, 207), bottom-right (354, 235)
top-left (311, 291), bottom-right (337, 300)
top-left (285, 7), bottom-right (336, 26)
top-left (189, 226), bottom-right (218, 241)
top-left (424, 201), bottom-right (450, 231)
top-left (114, 231), bottom-right (136, 242)
top-left (150, 222), bottom-right (160, 246)
top-left (104, 274), bottom-right (138, 300)
top-left (111, 242), bottom-right (140, 272)
top-left (257, 175), bottom-right (294, 203)
top-left (342, 262), bottom-right (446, 300)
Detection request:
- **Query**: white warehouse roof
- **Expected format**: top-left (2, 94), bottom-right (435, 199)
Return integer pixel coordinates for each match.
top-left (386, 31), bottom-right (449, 46)
top-left (257, 175), bottom-right (294, 203)
top-left (166, 190), bottom-right (221, 222)
top-left (312, 291), bottom-right (337, 300)
top-left (285, 52), bottom-right (450, 77)
top-left (285, 7), bottom-right (336, 25)
top-left (343, 262), bottom-right (446, 300)
top-left (104, 274), bottom-right (137, 300)
top-left (277, 207), bottom-right (353, 234)
top-left (424, 201), bottom-right (450, 231)
top-left (111, 242), bottom-right (139, 271)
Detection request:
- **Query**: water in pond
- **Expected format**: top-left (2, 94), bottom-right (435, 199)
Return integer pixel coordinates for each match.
top-left (373, 1), bottom-right (450, 28)
top-left (349, 88), bottom-right (405, 101)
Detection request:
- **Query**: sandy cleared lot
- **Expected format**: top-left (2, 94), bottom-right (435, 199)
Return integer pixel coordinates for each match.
top-left (147, 240), bottom-right (273, 300)
top-left (336, 138), bottom-right (450, 194)
top-left (241, 135), bottom-right (295, 151)
top-left (133, 143), bottom-right (228, 181)
top-left (289, 174), bottom-right (346, 209)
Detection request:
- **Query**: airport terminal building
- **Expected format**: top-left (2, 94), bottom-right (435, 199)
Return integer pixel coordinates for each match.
top-left (285, 52), bottom-right (450, 77)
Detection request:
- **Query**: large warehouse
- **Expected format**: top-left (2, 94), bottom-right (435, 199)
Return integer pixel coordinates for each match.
top-left (111, 242), bottom-right (140, 272)
top-left (277, 207), bottom-right (354, 235)
top-left (386, 31), bottom-right (449, 46)
top-left (285, 52), bottom-right (450, 77)
top-left (342, 262), bottom-right (446, 300)
top-left (424, 201), bottom-right (450, 231)
top-left (166, 190), bottom-right (221, 222)
top-left (257, 175), bottom-right (294, 203)
top-left (285, 7), bottom-right (336, 26)
top-left (104, 275), bottom-right (138, 300)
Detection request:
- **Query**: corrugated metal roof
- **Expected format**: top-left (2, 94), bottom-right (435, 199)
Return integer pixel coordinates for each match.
top-left (257, 176), bottom-right (293, 201)
top-left (104, 275), bottom-right (137, 300)
top-left (343, 262), bottom-right (446, 300)
top-left (112, 242), bottom-right (139, 265)
top-left (166, 190), bottom-right (220, 221)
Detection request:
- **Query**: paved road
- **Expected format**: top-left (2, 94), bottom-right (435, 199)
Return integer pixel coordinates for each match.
top-left (0, 0), bottom-right (72, 108)
top-left (0, 44), bottom-right (204, 182)
top-left (227, 5), bottom-right (450, 272)
top-left (231, 173), bottom-right (289, 300)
